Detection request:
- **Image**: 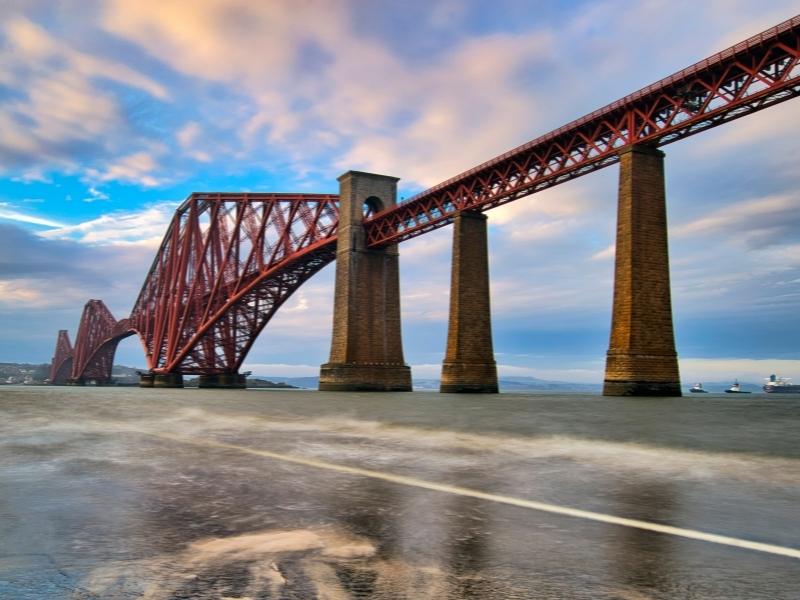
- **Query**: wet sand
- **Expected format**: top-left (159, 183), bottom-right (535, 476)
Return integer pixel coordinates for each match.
top-left (1, 386), bottom-right (799, 598)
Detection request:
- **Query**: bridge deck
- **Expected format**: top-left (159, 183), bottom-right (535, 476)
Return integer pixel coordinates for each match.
top-left (2, 387), bottom-right (799, 599)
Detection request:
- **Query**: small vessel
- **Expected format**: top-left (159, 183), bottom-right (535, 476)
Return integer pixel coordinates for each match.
top-left (725, 380), bottom-right (751, 394)
top-left (763, 374), bottom-right (800, 394)
top-left (689, 382), bottom-right (708, 393)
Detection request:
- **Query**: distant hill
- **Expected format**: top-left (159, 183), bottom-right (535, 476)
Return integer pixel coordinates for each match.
top-left (0, 362), bottom-right (147, 385)
top-left (256, 376), bottom-right (320, 389)
top-left (0, 362), bottom-right (50, 384)
top-left (254, 374), bottom-right (768, 393)
top-left (2, 361), bottom-right (765, 393)
top-left (184, 377), bottom-right (297, 389)
top-left (411, 376), bottom-right (602, 392)
top-left (255, 374), bottom-right (603, 392)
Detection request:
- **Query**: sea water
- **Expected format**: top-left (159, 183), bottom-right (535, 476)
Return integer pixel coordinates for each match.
top-left (1, 386), bottom-right (799, 599)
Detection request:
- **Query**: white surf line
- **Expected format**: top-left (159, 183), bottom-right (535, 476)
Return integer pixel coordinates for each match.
top-left (145, 430), bottom-right (800, 560)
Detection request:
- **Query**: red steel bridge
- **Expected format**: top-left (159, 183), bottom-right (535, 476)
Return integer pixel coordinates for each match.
top-left (51, 15), bottom-right (800, 385)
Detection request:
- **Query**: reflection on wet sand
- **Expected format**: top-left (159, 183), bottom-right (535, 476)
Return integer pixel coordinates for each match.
top-left (79, 527), bottom-right (463, 599)
top-left (78, 528), bottom-right (358, 598)
top-left (612, 481), bottom-right (677, 599)
top-left (444, 494), bottom-right (492, 599)
top-left (2, 388), bottom-right (800, 599)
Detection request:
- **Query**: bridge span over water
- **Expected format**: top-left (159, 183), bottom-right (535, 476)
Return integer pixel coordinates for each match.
top-left (50, 16), bottom-right (800, 395)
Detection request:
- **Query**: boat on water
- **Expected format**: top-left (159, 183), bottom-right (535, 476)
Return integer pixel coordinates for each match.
top-left (763, 374), bottom-right (800, 394)
top-left (689, 382), bottom-right (708, 393)
top-left (725, 380), bottom-right (751, 394)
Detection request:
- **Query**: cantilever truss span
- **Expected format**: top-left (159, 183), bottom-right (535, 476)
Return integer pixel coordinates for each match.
top-left (70, 300), bottom-right (136, 383)
top-left (51, 16), bottom-right (800, 380)
top-left (129, 194), bottom-right (339, 375)
top-left (49, 330), bottom-right (74, 384)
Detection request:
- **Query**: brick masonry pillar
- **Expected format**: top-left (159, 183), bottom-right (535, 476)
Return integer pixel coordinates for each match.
top-left (319, 171), bottom-right (412, 391)
top-left (440, 211), bottom-right (498, 393)
top-left (604, 145), bottom-right (681, 396)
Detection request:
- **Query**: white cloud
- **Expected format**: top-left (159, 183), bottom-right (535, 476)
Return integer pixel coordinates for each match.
top-left (2, 17), bottom-right (168, 100)
top-left (177, 121), bottom-right (212, 162)
top-left (84, 152), bottom-right (164, 188)
top-left (673, 194), bottom-right (800, 248)
top-left (10, 170), bottom-right (52, 184)
top-left (0, 280), bottom-right (46, 307)
top-left (334, 32), bottom-right (556, 187)
top-left (40, 203), bottom-right (177, 246)
top-left (100, 1), bottom-right (559, 187)
top-left (0, 204), bottom-right (65, 227)
top-left (0, 278), bottom-right (92, 310)
top-left (0, 17), bottom-right (169, 172)
top-left (21, 71), bottom-right (120, 143)
top-left (688, 101), bottom-right (800, 157)
top-left (82, 187), bottom-right (110, 203)
top-left (591, 244), bottom-right (615, 261)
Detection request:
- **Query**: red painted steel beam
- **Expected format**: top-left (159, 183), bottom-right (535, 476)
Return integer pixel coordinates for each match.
top-left (128, 193), bottom-right (339, 374)
top-left (71, 300), bottom-right (136, 382)
top-left (49, 329), bottom-right (73, 384)
top-left (365, 15), bottom-right (800, 246)
top-left (166, 242), bottom-right (336, 374)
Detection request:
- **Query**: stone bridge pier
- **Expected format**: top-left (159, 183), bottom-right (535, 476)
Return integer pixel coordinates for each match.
top-left (440, 211), bottom-right (498, 393)
top-left (319, 171), bottom-right (412, 391)
top-left (603, 145), bottom-right (681, 396)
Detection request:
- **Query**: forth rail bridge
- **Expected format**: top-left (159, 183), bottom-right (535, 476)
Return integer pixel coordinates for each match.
top-left (49, 16), bottom-right (800, 396)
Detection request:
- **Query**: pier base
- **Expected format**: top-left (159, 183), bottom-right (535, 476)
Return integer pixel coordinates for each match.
top-left (138, 373), bottom-right (154, 388)
top-left (153, 373), bottom-right (184, 388)
top-left (603, 146), bottom-right (681, 396)
top-left (197, 373), bottom-right (247, 389)
top-left (319, 363), bottom-right (412, 392)
top-left (440, 211), bottom-right (498, 394)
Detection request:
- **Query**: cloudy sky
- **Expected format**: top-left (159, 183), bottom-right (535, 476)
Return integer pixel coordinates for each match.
top-left (0, 0), bottom-right (798, 385)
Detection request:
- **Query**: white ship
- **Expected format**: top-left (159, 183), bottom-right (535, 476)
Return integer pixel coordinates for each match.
top-left (763, 374), bottom-right (800, 394)
top-left (725, 380), bottom-right (750, 394)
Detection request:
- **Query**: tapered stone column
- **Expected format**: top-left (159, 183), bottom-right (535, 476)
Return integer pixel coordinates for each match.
top-left (603, 146), bottom-right (681, 396)
top-left (319, 171), bottom-right (412, 391)
top-left (440, 211), bottom-right (498, 393)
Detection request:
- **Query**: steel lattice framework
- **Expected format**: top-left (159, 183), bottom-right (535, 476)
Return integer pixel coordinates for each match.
top-left (365, 15), bottom-right (800, 246)
top-left (49, 330), bottom-right (74, 384)
top-left (70, 300), bottom-right (135, 382)
top-left (52, 16), bottom-right (800, 380)
top-left (128, 193), bottom-right (339, 374)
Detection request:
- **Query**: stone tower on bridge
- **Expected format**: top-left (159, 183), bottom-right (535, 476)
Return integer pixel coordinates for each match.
top-left (319, 171), bottom-right (412, 391)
